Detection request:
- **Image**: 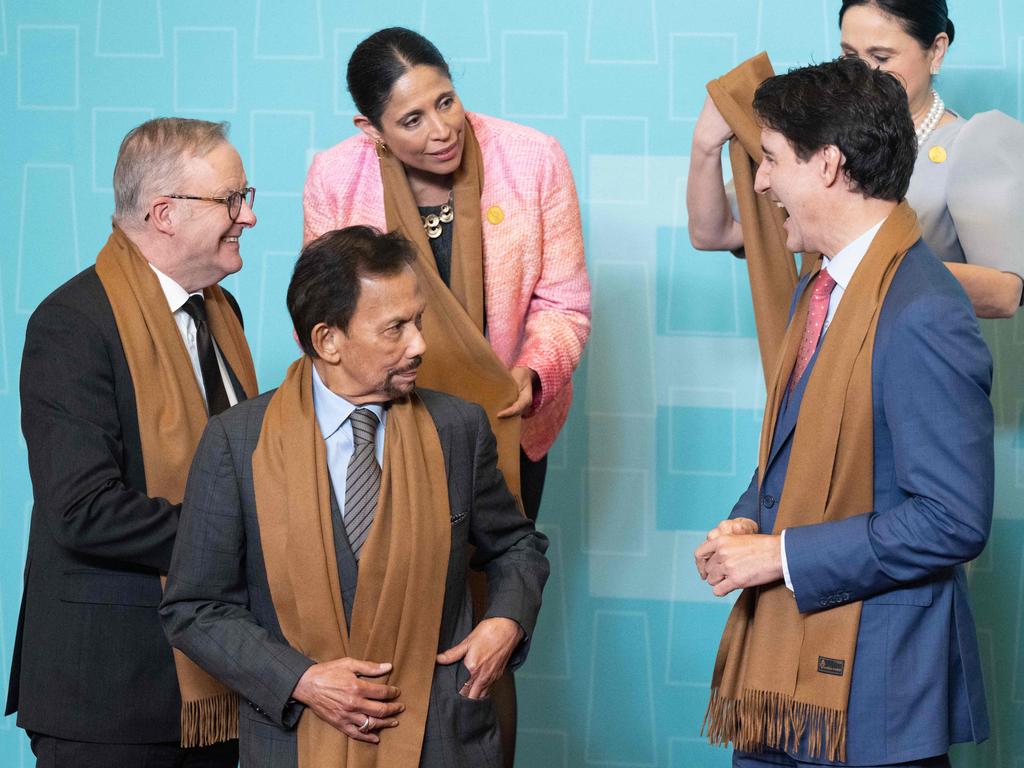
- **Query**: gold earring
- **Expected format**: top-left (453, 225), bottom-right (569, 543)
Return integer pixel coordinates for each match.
top-left (374, 138), bottom-right (389, 158)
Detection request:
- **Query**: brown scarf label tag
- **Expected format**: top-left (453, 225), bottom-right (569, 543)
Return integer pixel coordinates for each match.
top-left (817, 656), bottom-right (846, 676)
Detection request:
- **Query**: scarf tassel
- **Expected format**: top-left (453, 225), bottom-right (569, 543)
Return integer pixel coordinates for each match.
top-left (703, 688), bottom-right (847, 763)
top-left (180, 692), bottom-right (239, 748)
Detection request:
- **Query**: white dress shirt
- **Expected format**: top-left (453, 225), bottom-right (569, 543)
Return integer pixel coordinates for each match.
top-left (148, 263), bottom-right (239, 409)
top-left (780, 218), bottom-right (885, 592)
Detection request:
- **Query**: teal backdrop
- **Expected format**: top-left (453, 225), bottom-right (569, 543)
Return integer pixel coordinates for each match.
top-left (1, 1), bottom-right (1021, 765)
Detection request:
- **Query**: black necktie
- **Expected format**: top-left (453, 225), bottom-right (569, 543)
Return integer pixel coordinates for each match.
top-left (344, 409), bottom-right (381, 560)
top-left (181, 295), bottom-right (231, 416)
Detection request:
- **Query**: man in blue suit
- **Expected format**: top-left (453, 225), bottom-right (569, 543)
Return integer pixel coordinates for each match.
top-left (694, 58), bottom-right (993, 767)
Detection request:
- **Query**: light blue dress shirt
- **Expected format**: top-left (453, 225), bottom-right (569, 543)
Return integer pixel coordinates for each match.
top-left (311, 364), bottom-right (386, 519)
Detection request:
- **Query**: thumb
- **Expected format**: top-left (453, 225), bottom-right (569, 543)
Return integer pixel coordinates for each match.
top-left (436, 637), bottom-right (470, 665)
top-left (349, 659), bottom-right (392, 677)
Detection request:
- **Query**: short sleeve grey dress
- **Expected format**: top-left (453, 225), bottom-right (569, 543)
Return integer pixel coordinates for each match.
top-left (907, 109), bottom-right (1024, 274)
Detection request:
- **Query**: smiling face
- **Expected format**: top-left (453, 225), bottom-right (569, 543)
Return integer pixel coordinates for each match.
top-left (168, 142), bottom-right (256, 291)
top-left (753, 128), bottom-right (827, 254)
top-left (358, 64), bottom-right (466, 178)
top-left (840, 3), bottom-right (948, 118)
top-left (321, 265), bottom-right (428, 404)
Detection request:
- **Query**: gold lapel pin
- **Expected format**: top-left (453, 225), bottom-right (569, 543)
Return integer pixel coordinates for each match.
top-left (486, 205), bottom-right (505, 225)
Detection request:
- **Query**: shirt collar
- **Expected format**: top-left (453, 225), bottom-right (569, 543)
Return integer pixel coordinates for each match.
top-left (822, 219), bottom-right (885, 290)
top-left (311, 363), bottom-right (385, 442)
top-left (148, 262), bottom-right (200, 314)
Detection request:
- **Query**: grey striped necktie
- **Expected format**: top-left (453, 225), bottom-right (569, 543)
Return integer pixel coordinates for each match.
top-left (344, 408), bottom-right (381, 560)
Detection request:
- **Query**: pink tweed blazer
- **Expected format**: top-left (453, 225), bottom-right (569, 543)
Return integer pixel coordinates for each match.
top-left (303, 112), bottom-right (590, 460)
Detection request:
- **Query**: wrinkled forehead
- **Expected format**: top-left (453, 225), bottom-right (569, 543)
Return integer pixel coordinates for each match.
top-left (352, 264), bottom-right (424, 319)
top-left (180, 142), bottom-right (246, 189)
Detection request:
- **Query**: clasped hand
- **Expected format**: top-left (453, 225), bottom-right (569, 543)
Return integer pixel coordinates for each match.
top-left (292, 658), bottom-right (403, 744)
top-left (693, 517), bottom-right (784, 596)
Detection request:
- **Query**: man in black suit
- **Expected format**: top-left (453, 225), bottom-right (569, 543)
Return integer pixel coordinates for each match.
top-left (160, 226), bottom-right (549, 767)
top-left (7, 117), bottom-right (258, 767)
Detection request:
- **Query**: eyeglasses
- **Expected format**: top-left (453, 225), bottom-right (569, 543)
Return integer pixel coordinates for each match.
top-left (146, 187), bottom-right (256, 222)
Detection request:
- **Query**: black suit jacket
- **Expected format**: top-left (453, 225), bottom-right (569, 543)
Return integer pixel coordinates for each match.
top-left (159, 387), bottom-right (549, 768)
top-left (6, 266), bottom-right (246, 743)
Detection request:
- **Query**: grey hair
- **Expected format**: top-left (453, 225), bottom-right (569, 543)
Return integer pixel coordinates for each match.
top-left (112, 117), bottom-right (230, 227)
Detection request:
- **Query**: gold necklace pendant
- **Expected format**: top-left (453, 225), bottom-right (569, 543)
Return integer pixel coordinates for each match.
top-left (423, 213), bottom-right (442, 239)
top-left (420, 191), bottom-right (454, 239)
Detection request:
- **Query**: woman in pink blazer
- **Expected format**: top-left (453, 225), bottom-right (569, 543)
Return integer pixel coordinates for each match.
top-left (303, 27), bottom-right (590, 521)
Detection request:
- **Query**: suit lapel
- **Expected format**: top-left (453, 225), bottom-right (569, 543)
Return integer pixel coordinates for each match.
top-left (328, 484), bottom-right (358, 630)
top-left (765, 341), bottom-right (825, 471)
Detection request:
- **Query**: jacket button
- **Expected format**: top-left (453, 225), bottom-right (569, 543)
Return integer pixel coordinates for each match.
top-left (761, 494), bottom-right (776, 509)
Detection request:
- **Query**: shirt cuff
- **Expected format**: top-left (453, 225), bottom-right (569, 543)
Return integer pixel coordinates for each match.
top-left (780, 529), bottom-right (794, 592)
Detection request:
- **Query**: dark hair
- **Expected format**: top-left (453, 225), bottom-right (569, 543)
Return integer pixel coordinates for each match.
top-left (839, 0), bottom-right (955, 48)
top-left (347, 27), bottom-right (452, 127)
top-left (753, 57), bottom-right (916, 201)
top-left (287, 226), bottom-right (417, 357)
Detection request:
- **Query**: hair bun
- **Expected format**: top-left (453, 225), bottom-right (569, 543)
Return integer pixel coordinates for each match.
top-left (945, 19), bottom-right (955, 45)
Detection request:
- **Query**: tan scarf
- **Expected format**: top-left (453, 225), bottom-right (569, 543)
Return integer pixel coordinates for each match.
top-left (707, 52), bottom-right (815, 382)
top-left (378, 120), bottom-right (522, 503)
top-left (95, 225), bottom-right (258, 747)
top-left (704, 203), bottom-right (921, 762)
top-left (251, 356), bottom-right (450, 767)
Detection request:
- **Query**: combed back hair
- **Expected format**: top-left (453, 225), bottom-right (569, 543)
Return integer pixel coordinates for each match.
top-left (753, 57), bottom-right (917, 201)
top-left (347, 27), bottom-right (452, 127)
top-left (287, 226), bottom-right (418, 357)
top-left (839, 0), bottom-right (955, 49)
top-left (112, 117), bottom-right (230, 227)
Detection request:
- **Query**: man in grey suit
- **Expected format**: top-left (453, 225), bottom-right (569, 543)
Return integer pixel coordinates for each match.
top-left (160, 225), bottom-right (549, 767)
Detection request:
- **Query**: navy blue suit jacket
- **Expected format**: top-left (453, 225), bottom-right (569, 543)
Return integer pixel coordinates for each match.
top-left (731, 239), bottom-right (993, 765)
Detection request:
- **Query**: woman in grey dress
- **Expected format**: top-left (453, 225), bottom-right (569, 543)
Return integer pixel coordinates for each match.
top-left (687, 0), bottom-right (1024, 318)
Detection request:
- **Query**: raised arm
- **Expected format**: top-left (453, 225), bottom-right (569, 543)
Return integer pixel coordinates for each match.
top-left (686, 96), bottom-right (745, 252)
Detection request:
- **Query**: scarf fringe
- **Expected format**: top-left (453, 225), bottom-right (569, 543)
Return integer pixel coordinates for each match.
top-left (703, 688), bottom-right (847, 762)
top-left (180, 692), bottom-right (238, 748)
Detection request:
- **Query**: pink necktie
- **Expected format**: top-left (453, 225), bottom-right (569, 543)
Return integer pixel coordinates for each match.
top-left (790, 268), bottom-right (837, 392)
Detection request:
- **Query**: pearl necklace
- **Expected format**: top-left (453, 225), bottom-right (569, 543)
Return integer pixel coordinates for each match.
top-left (915, 90), bottom-right (944, 149)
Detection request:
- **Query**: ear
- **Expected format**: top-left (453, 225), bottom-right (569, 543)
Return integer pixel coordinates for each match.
top-left (929, 32), bottom-right (950, 74)
top-left (353, 115), bottom-right (382, 144)
top-left (146, 197), bottom-right (176, 235)
top-left (819, 145), bottom-right (845, 188)
top-left (310, 322), bottom-right (343, 363)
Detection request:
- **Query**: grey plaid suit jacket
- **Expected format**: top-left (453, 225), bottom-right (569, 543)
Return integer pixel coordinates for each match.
top-left (160, 386), bottom-right (549, 768)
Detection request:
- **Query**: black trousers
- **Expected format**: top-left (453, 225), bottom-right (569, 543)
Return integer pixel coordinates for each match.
top-left (520, 448), bottom-right (548, 522)
top-left (733, 748), bottom-right (951, 768)
top-left (30, 733), bottom-right (238, 768)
